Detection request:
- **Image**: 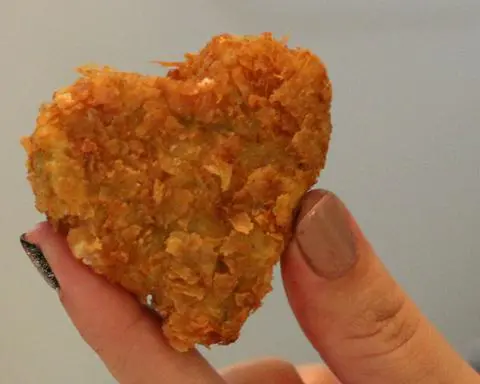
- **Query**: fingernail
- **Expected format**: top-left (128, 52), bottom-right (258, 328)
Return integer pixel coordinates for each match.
top-left (20, 234), bottom-right (60, 291)
top-left (295, 193), bottom-right (358, 279)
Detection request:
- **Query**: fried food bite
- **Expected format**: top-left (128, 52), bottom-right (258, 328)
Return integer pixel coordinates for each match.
top-left (21, 33), bottom-right (332, 351)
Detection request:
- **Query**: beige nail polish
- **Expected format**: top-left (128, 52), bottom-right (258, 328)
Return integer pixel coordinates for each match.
top-left (295, 192), bottom-right (358, 279)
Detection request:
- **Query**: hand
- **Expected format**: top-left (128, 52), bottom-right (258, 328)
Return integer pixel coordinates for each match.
top-left (21, 190), bottom-right (480, 383)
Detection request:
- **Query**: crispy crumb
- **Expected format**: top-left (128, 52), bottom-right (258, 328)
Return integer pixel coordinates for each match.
top-left (230, 212), bottom-right (254, 235)
top-left (21, 33), bottom-right (332, 351)
top-left (203, 158), bottom-right (233, 192)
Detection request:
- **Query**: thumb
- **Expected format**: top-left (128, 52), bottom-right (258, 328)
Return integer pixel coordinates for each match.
top-left (282, 190), bottom-right (480, 384)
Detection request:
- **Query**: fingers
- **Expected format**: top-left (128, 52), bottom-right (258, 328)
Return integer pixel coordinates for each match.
top-left (221, 358), bottom-right (304, 384)
top-left (296, 364), bottom-right (340, 384)
top-left (282, 190), bottom-right (480, 384)
top-left (221, 360), bottom-right (339, 384)
top-left (23, 222), bottom-right (223, 384)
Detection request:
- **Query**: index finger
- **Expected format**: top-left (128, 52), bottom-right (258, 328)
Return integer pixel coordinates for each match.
top-left (23, 222), bottom-right (224, 384)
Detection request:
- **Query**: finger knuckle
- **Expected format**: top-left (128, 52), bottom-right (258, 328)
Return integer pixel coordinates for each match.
top-left (108, 313), bottom-right (148, 370)
top-left (347, 291), bottom-right (421, 358)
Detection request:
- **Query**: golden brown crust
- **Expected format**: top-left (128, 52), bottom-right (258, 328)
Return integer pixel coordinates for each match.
top-left (21, 33), bottom-right (332, 351)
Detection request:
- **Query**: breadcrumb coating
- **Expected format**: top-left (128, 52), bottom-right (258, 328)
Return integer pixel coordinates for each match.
top-left (21, 33), bottom-right (332, 351)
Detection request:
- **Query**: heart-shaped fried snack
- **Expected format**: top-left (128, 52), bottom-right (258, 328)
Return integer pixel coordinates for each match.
top-left (21, 33), bottom-right (332, 351)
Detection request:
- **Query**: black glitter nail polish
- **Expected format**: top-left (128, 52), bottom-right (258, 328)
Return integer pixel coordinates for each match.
top-left (20, 234), bottom-right (60, 291)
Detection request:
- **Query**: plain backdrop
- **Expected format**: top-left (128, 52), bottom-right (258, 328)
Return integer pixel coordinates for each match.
top-left (1, 1), bottom-right (480, 383)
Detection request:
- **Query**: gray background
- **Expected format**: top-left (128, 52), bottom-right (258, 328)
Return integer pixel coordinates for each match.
top-left (1, 1), bottom-right (480, 382)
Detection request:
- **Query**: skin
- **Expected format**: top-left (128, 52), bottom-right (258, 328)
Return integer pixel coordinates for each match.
top-left (26, 190), bottom-right (480, 383)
